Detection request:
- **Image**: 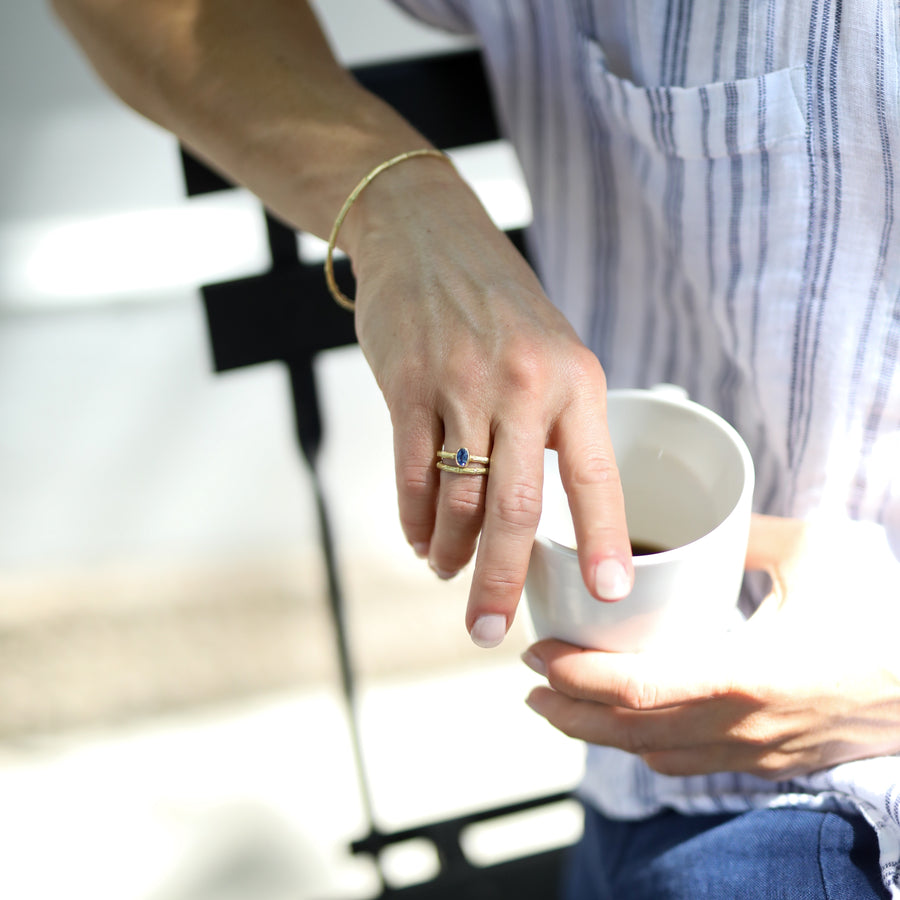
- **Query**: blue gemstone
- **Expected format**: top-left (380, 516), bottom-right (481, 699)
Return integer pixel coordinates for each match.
top-left (456, 448), bottom-right (470, 467)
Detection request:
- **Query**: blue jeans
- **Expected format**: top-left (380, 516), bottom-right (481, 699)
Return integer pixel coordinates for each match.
top-left (562, 804), bottom-right (886, 899)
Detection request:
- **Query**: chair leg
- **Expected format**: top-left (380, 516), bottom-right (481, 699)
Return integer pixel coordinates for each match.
top-left (285, 355), bottom-right (376, 829)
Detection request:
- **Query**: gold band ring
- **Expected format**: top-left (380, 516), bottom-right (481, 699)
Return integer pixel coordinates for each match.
top-left (436, 447), bottom-right (490, 476)
top-left (436, 461), bottom-right (490, 475)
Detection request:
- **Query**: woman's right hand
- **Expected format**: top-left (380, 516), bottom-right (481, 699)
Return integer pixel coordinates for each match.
top-left (342, 154), bottom-right (633, 648)
top-left (49, 0), bottom-right (632, 647)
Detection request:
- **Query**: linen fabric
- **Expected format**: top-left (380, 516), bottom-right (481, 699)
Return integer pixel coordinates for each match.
top-left (385, 1), bottom-right (900, 895)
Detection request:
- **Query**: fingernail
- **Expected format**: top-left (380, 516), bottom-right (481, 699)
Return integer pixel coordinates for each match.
top-left (429, 562), bottom-right (457, 580)
top-left (594, 558), bottom-right (631, 601)
top-left (412, 542), bottom-right (429, 559)
top-left (470, 614), bottom-right (507, 648)
top-left (521, 649), bottom-right (547, 677)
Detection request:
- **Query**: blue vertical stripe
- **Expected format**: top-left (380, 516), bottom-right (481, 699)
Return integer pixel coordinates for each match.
top-left (632, 96), bottom-right (659, 382)
top-left (675, 0), bottom-right (694, 86)
top-left (794, 0), bottom-right (844, 470)
top-left (659, 0), bottom-right (677, 84)
top-left (724, 80), bottom-right (744, 352)
top-left (750, 0), bottom-right (778, 371)
top-left (571, 2), bottom-right (620, 367)
top-left (711, 0), bottom-right (727, 83)
top-left (751, 75), bottom-right (769, 371)
top-left (787, 0), bottom-right (824, 474)
top-left (735, 0), bottom-right (750, 79)
top-left (701, 86), bottom-right (716, 304)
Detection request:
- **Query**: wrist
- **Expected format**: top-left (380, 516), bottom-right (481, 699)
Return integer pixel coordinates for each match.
top-left (336, 149), bottom-right (464, 261)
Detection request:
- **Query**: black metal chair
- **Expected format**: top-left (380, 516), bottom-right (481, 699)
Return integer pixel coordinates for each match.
top-left (182, 48), bottom-right (574, 899)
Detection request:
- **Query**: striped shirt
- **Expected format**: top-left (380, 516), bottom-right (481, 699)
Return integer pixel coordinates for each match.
top-left (388, 0), bottom-right (900, 893)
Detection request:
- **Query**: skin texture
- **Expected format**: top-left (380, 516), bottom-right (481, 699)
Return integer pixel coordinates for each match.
top-left (524, 514), bottom-right (900, 778)
top-left (350, 164), bottom-right (632, 639)
top-left (49, 0), bottom-right (633, 649)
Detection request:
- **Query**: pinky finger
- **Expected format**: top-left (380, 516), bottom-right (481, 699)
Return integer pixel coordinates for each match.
top-left (393, 407), bottom-right (442, 557)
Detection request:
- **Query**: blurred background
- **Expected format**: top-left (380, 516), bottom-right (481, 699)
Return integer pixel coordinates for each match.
top-left (0, 1), bottom-right (584, 897)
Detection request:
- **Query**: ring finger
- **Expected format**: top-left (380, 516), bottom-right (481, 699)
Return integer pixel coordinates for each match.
top-left (428, 421), bottom-right (492, 579)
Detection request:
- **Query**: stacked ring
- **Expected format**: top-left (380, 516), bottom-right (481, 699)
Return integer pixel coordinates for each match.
top-left (436, 447), bottom-right (490, 476)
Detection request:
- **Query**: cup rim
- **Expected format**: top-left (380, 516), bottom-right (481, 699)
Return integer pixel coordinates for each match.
top-left (535, 388), bottom-right (755, 566)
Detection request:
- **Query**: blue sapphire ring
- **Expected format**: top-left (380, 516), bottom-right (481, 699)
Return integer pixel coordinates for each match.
top-left (436, 447), bottom-right (490, 475)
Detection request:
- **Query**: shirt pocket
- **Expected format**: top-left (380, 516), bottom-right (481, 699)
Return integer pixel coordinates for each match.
top-left (580, 36), bottom-right (808, 160)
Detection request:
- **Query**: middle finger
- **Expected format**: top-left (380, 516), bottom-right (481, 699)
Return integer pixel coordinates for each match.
top-left (464, 421), bottom-right (546, 645)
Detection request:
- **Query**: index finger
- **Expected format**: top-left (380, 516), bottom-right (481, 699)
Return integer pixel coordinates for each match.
top-left (553, 378), bottom-right (633, 601)
top-left (526, 638), bottom-right (739, 710)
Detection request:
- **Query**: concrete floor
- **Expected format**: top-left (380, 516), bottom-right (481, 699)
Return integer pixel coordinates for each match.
top-left (0, 2), bottom-right (584, 897)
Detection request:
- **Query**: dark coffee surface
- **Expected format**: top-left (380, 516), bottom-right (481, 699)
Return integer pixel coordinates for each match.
top-left (630, 540), bottom-right (670, 556)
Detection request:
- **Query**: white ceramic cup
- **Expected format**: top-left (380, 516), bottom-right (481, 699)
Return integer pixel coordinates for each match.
top-left (524, 386), bottom-right (755, 652)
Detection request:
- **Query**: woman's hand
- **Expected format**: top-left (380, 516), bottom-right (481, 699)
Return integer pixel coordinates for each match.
top-left (344, 157), bottom-right (633, 648)
top-left (50, 0), bottom-right (631, 648)
top-left (523, 513), bottom-right (900, 778)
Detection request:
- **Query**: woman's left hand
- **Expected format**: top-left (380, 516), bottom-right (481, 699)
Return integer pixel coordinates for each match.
top-left (523, 513), bottom-right (900, 779)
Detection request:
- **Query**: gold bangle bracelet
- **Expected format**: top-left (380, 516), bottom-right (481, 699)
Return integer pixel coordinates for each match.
top-left (324, 148), bottom-right (452, 311)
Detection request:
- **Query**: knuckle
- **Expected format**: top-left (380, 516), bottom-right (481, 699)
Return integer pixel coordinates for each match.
top-left (621, 729), bottom-right (657, 758)
top-left (734, 723), bottom-right (798, 780)
top-left (568, 450), bottom-right (619, 489)
top-left (492, 479), bottom-right (543, 531)
top-left (398, 461), bottom-right (433, 501)
top-left (568, 345), bottom-right (607, 390)
top-left (444, 483), bottom-right (486, 518)
top-left (616, 676), bottom-right (659, 712)
top-left (747, 753), bottom-right (792, 780)
top-left (498, 342), bottom-right (549, 395)
top-left (478, 567), bottom-right (524, 597)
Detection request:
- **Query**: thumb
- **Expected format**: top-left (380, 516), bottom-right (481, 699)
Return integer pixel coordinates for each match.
top-left (744, 513), bottom-right (808, 574)
top-left (743, 513), bottom-right (809, 628)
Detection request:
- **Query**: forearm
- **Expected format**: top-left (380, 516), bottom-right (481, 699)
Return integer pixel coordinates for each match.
top-left (49, 0), bottom-right (442, 248)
